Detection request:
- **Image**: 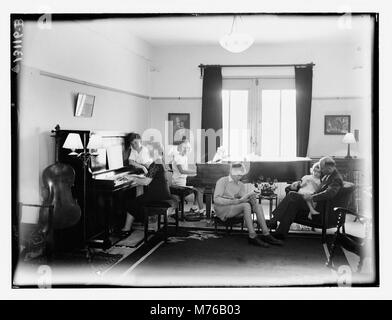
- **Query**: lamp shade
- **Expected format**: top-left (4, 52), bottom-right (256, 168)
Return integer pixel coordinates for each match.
top-left (219, 33), bottom-right (254, 53)
top-left (87, 135), bottom-right (103, 149)
top-left (342, 132), bottom-right (356, 144)
top-left (63, 133), bottom-right (83, 150)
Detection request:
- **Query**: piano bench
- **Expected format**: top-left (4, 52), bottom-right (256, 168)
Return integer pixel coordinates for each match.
top-left (214, 216), bottom-right (244, 235)
top-left (143, 202), bottom-right (178, 243)
top-left (170, 186), bottom-right (196, 220)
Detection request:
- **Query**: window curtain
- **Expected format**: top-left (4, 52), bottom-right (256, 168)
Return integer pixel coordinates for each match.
top-left (295, 65), bottom-right (313, 157)
top-left (201, 66), bottom-right (222, 162)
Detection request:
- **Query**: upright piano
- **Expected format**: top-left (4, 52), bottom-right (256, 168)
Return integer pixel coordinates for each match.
top-left (187, 158), bottom-right (312, 217)
top-left (56, 128), bottom-right (140, 249)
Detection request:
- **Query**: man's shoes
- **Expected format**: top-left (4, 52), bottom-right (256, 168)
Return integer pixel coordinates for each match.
top-left (248, 236), bottom-right (269, 248)
top-left (266, 220), bottom-right (278, 229)
top-left (260, 233), bottom-right (284, 246)
top-left (271, 232), bottom-right (286, 241)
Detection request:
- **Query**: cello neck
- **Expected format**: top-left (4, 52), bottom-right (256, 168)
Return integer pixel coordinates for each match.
top-left (52, 124), bottom-right (61, 163)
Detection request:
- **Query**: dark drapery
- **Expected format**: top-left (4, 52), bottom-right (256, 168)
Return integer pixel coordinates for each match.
top-left (295, 65), bottom-right (313, 157)
top-left (201, 66), bottom-right (222, 163)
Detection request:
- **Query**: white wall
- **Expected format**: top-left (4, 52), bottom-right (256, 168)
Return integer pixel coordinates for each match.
top-left (18, 21), bottom-right (374, 202)
top-left (18, 21), bottom-right (152, 203)
top-left (149, 99), bottom-right (201, 163)
top-left (149, 42), bottom-right (373, 160)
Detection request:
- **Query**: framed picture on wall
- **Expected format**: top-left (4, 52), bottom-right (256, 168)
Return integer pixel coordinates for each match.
top-left (324, 115), bottom-right (351, 135)
top-left (168, 113), bottom-right (190, 145)
top-left (75, 93), bottom-right (95, 117)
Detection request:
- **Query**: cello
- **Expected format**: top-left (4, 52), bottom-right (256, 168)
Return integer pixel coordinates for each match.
top-left (40, 125), bottom-right (81, 232)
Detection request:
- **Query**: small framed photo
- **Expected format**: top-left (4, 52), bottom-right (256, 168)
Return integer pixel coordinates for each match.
top-left (324, 115), bottom-right (351, 135)
top-left (168, 113), bottom-right (190, 145)
top-left (75, 93), bottom-right (95, 117)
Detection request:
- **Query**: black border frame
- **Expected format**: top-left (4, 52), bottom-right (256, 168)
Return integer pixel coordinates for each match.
top-left (10, 12), bottom-right (379, 288)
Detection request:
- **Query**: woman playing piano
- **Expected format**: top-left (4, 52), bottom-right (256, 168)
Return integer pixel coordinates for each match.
top-left (125, 132), bottom-right (153, 175)
top-left (121, 143), bottom-right (177, 235)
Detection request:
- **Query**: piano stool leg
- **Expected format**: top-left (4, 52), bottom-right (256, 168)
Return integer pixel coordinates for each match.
top-left (144, 209), bottom-right (149, 243)
top-left (164, 212), bottom-right (168, 243)
top-left (180, 195), bottom-right (185, 220)
top-left (322, 227), bottom-right (327, 244)
top-left (175, 208), bottom-right (179, 231)
top-left (205, 191), bottom-right (212, 218)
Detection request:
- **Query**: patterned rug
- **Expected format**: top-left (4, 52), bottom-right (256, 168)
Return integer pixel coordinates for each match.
top-left (115, 228), bottom-right (353, 287)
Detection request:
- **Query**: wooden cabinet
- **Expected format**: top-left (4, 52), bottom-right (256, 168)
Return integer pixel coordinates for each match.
top-left (332, 157), bottom-right (364, 183)
top-left (311, 157), bottom-right (364, 182)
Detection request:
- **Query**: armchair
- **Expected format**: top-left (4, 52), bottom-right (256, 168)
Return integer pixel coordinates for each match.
top-left (293, 181), bottom-right (355, 243)
top-left (326, 207), bottom-right (372, 272)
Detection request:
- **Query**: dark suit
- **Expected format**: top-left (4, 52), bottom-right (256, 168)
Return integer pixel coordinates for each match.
top-left (271, 169), bottom-right (343, 236)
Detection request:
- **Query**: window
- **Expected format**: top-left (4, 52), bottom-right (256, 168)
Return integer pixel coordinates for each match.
top-left (222, 90), bottom-right (249, 160)
top-left (261, 89), bottom-right (296, 157)
top-left (221, 75), bottom-right (296, 159)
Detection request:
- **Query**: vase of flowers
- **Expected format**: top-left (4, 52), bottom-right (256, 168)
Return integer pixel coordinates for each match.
top-left (255, 177), bottom-right (277, 196)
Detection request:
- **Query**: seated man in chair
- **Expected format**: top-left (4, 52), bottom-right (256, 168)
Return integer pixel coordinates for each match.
top-left (213, 162), bottom-right (283, 247)
top-left (269, 156), bottom-right (343, 240)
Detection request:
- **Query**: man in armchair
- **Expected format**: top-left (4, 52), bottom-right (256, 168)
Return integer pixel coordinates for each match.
top-left (269, 156), bottom-right (344, 240)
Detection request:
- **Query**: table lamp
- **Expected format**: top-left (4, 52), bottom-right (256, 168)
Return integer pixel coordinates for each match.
top-left (342, 132), bottom-right (356, 159)
top-left (86, 134), bottom-right (103, 154)
top-left (62, 133), bottom-right (83, 155)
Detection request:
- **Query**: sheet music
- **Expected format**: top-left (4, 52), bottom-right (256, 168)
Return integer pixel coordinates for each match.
top-left (90, 148), bottom-right (107, 172)
top-left (107, 145), bottom-right (123, 170)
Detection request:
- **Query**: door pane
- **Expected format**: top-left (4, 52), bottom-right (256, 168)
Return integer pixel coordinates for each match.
top-left (280, 90), bottom-right (297, 157)
top-left (222, 90), bottom-right (248, 160)
top-left (261, 90), bottom-right (280, 157)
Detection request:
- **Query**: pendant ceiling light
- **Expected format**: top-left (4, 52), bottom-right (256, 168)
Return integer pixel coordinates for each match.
top-left (219, 16), bottom-right (254, 53)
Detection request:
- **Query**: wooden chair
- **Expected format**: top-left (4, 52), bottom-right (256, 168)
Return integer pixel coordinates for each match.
top-left (293, 181), bottom-right (355, 243)
top-left (143, 201), bottom-right (179, 243)
top-left (214, 216), bottom-right (244, 234)
top-left (166, 165), bottom-right (196, 220)
top-left (326, 207), bottom-right (372, 271)
top-left (170, 185), bottom-right (196, 220)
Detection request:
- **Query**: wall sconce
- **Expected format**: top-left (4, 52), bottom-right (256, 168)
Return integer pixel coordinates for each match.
top-left (342, 132), bottom-right (356, 159)
top-left (62, 133), bottom-right (101, 165)
top-left (86, 134), bottom-right (103, 155)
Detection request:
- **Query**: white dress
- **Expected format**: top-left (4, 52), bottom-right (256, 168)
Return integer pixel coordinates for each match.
top-left (171, 153), bottom-right (189, 187)
top-left (298, 174), bottom-right (321, 195)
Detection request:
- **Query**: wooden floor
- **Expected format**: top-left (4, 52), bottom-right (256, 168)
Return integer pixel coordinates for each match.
top-left (12, 202), bottom-right (375, 287)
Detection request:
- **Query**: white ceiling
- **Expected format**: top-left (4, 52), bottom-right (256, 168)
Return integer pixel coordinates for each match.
top-left (83, 14), bottom-right (373, 47)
